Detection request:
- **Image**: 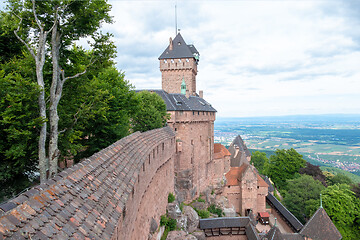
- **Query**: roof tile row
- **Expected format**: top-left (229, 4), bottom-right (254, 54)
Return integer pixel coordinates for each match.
top-left (0, 127), bottom-right (175, 239)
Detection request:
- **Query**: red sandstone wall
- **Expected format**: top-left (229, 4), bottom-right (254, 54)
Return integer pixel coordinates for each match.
top-left (167, 110), bottom-right (215, 201)
top-left (160, 58), bottom-right (197, 95)
top-left (223, 186), bottom-right (241, 213)
top-left (240, 169), bottom-right (258, 216)
top-left (114, 130), bottom-right (176, 240)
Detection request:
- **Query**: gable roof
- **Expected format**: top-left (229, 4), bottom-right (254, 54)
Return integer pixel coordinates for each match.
top-left (214, 143), bottom-right (231, 159)
top-left (158, 33), bottom-right (199, 60)
top-left (228, 135), bottom-right (251, 167)
top-left (264, 226), bottom-right (284, 240)
top-left (257, 175), bottom-right (269, 188)
top-left (138, 89), bottom-right (216, 112)
top-left (225, 165), bottom-right (248, 186)
top-left (199, 217), bottom-right (250, 229)
top-left (300, 207), bottom-right (342, 240)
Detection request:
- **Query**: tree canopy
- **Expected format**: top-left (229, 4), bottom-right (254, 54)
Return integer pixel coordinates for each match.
top-left (250, 151), bottom-right (267, 174)
top-left (265, 148), bottom-right (306, 189)
top-left (283, 175), bottom-right (325, 223)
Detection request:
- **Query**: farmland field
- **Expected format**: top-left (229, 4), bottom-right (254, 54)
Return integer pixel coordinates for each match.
top-left (214, 115), bottom-right (360, 176)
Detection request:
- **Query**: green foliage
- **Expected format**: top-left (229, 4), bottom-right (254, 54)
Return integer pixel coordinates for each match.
top-left (328, 174), bottom-right (353, 186)
top-left (179, 202), bottom-right (184, 212)
top-left (160, 214), bottom-right (177, 240)
top-left (283, 175), bottom-right (325, 223)
top-left (322, 184), bottom-right (360, 239)
top-left (168, 193), bottom-right (175, 203)
top-left (196, 197), bottom-right (206, 203)
top-left (266, 148), bottom-right (306, 189)
top-left (195, 208), bottom-right (210, 219)
top-left (0, 70), bottom-right (43, 201)
top-left (207, 204), bottom-right (224, 217)
top-left (321, 166), bottom-right (360, 184)
top-left (250, 151), bottom-right (268, 174)
top-left (132, 91), bottom-right (169, 132)
top-left (299, 162), bottom-right (327, 186)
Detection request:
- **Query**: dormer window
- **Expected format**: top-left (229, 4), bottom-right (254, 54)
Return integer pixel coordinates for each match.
top-left (178, 42), bottom-right (181, 45)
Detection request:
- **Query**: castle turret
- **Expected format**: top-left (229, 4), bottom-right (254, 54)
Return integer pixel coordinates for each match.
top-left (159, 33), bottom-right (199, 95)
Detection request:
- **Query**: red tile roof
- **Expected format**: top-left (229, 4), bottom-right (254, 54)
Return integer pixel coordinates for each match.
top-left (225, 165), bottom-right (248, 186)
top-left (214, 143), bottom-right (231, 159)
top-left (0, 127), bottom-right (175, 239)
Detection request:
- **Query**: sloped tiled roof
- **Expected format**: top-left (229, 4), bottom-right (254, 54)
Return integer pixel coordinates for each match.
top-left (138, 90), bottom-right (216, 112)
top-left (257, 175), bottom-right (269, 188)
top-left (214, 143), bottom-right (231, 159)
top-left (300, 207), bottom-right (342, 240)
top-left (0, 127), bottom-right (175, 239)
top-left (228, 135), bottom-right (251, 167)
top-left (199, 217), bottom-right (250, 229)
top-left (225, 165), bottom-right (248, 186)
top-left (266, 193), bottom-right (304, 232)
top-left (158, 33), bottom-right (199, 59)
top-left (263, 226), bottom-right (284, 240)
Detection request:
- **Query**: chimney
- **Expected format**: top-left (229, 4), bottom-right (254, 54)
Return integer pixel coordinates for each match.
top-left (169, 37), bottom-right (173, 51)
top-left (186, 89), bottom-right (190, 98)
top-left (199, 90), bottom-right (203, 98)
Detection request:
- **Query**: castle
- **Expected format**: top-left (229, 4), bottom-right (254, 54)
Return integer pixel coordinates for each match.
top-left (0, 33), bottom-right (342, 240)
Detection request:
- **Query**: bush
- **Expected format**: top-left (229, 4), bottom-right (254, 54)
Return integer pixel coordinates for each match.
top-left (168, 218), bottom-right (177, 231)
top-left (196, 197), bottom-right (205, 203)
top-left (160, 214), bottom-right (177, 240)
top-left (208, 204), bottom-right (224, 217)
top-left (168, 193), bottom-right (175, 203)
top-left (160, 214), bottom-right (168, 226)
top-left (195, 208), bottom-right (210, 218)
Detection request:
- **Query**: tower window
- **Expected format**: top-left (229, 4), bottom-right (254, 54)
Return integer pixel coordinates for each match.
top-left (178, 59), bottom-right (181, 62)
top-left (186, 59), bottom-right (189, 62)
top-left (164, 59), bottom-right (167, 63)
top-left (171, 59), bottom-right (174, 63)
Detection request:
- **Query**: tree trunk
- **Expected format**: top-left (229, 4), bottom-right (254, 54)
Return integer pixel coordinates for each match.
top-left (36, 30), bottom-right (48, 183)
top-left (49, 22), bottom-right (61, 178)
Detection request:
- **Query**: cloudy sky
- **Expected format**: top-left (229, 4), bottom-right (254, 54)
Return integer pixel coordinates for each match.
top-left (2, 1), bottom-right (360, 117)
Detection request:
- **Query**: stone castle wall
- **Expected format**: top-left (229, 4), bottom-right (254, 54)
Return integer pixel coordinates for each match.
top-left (0, 127), bottom-right (176, 239)
top-left (167, 110), bottom-right (216, 202)
top-left (160, 58), bottom-right (197, 95)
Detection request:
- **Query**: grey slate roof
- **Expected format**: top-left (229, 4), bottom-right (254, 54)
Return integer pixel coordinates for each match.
top-left (266, 193), bottom-right (304, 232)
top-left (199, 217), bottom-right (250, 229)
top-left (264, 176), bottom-right (275, 193)
top-left (228, 135), bottom-right (251, 167)
top-left (263, 226), bottom-right (284, 240)
top-left (245, 223), bottom-right (261, 240)
top-left (158, 33), bottom-right (199, 59)
top-left (138, 89), bottom-right (216, 112)
top-left (299, 207), bottom-right (342, 240)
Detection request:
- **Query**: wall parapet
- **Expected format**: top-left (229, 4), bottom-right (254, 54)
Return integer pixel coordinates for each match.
top-left (0, 127), bottom-right (176, 239)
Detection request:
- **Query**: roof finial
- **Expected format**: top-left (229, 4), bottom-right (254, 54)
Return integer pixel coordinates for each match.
top-left (175, 3), bottom-right (177, 36)
top-left (320, 193), bottom-right (323, 208)
top-left (274, 217), bottom-right (277, 227)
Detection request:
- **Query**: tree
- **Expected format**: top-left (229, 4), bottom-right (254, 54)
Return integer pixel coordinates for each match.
top-left (322, 184), bottom-right (360, 239)
top-left (328, 174), bottom-right (353, 186)
top-left (250, 151), bottom-right (267, 174)
top-left (9, 0), bottom-right (112, 181)
top-left (132, 91), bottom-right (169, 132)
top-left (283, 175), bottom-right (325, 223)
top-left (299, 162), bottom-right (327, 186)
top-left (266, 148), bottom-right (306, 189)
top-left (0, 69), bottom-right (43, 201)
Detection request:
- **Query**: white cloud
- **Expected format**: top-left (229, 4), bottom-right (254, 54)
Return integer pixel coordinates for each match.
top-left (104, 0), bottom-right (360, 117)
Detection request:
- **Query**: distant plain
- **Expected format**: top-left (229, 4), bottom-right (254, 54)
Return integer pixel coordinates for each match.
top-left (214, 114), bottom-right (360, 181)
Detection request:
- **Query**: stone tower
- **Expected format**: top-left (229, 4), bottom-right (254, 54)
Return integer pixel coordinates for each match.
top-left (159, 33), bottom-right (199, 95)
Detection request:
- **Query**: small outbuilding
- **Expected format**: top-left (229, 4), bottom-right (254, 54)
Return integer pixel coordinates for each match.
top-left (258, 212), bottom-right (270, 225)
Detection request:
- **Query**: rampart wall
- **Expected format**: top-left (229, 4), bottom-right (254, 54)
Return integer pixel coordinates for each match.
top-left (0, 127), bottom-right (176, 240)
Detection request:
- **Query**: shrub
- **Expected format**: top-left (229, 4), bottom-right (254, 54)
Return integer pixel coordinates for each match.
top-left (160, 214), bottom-right (168, 226)
top-left (208, 204), bottom-right (224, 217)
top-left (168, 193), bottom-right (175, 203)
top-left (168, 218), bottom-right (177, 231)
top-left (195, 208), bottom-right (210, 219)
top-left (196, 197), bottom-right (205, 203)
